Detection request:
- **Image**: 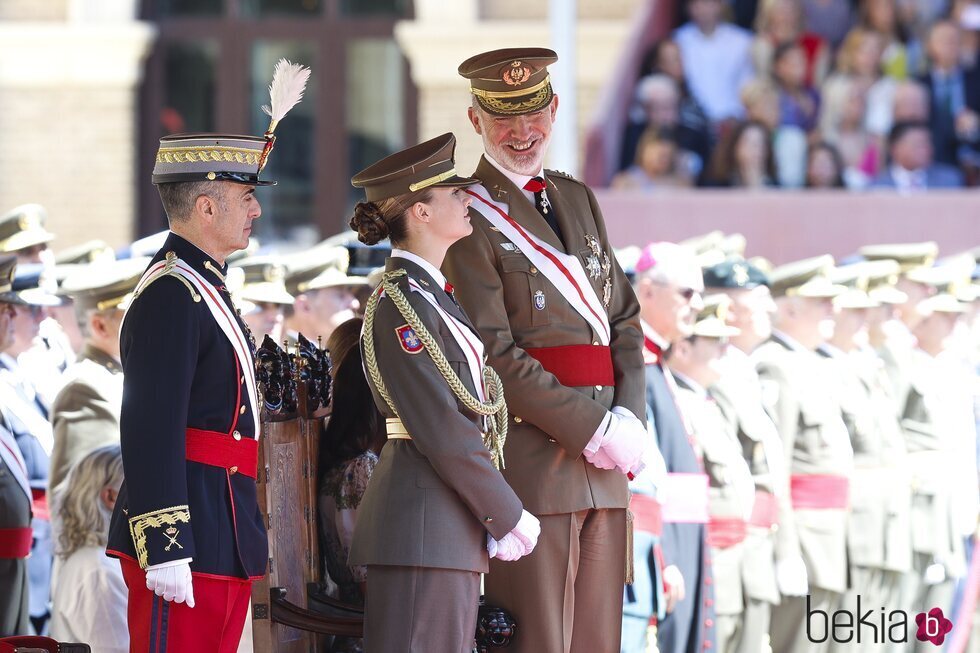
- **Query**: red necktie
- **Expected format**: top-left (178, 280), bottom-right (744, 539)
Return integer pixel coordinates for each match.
top-left (523, 177), bottom-right (546, 193)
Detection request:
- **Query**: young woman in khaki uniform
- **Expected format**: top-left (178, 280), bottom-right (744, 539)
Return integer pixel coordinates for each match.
top-left (347, 132), bottom-right (540, 653)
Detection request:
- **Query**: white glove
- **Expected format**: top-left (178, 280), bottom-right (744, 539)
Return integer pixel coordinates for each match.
top-left (598, 411), bottom-right (648, 474)
top-left (776, 555), bottom-right (809, 597)
top-left (490, 510), bottom-right (541, 561)
top-left (662, 564), bottom-right (686, 614)
top-left (146, 562), bottom-right (195, 607)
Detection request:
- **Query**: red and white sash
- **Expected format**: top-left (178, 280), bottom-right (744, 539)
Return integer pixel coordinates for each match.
top-left (376, 279), bottom-right (488, 403)
top-left (0, 423), bottom-right (31, 501)
top-left (126, 257), bottom-right (260, 439)
top-left (466, 185), bottom-right (611, 345)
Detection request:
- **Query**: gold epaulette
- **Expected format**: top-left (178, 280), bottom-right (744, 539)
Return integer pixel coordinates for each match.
top-left (132, 251), bottom-right (201, 303)
top-left (128, 505), bottom-right (191, 568)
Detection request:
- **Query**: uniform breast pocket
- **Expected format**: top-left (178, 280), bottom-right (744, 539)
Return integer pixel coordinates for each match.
top-left (798, 400), bottom-right (832, 455)
top-left (500, 254), bottom-right (550, 326)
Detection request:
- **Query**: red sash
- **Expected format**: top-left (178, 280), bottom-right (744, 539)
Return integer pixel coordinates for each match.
top-left (525, 345), bottom-right (615, 387)
top-left (630, 493), bottom-right (664, 536)
top-left (185, 428), bottom-right (258, 479)
top-left (790, 475), bottom-right (849, 510)
top-left (748, 490), bottom-right (779, 528)
top-left (0, 527), bottom-right (32, 559)
top-left (707, 518), bottom-right (748, 548)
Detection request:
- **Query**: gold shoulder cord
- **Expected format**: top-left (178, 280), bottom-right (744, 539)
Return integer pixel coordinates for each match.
top-left (132, 251), bottom-right (202, 303)
top-left (363, 269), bottom-right (508, 470)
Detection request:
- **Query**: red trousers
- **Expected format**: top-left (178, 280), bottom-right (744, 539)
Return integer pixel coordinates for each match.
top-left (120, 559), bottom-right (252, 653)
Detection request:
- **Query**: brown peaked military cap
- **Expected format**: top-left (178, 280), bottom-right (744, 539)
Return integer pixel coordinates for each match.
top-left (459, 47), bottom-right (558, 116)
top-left (351, 132), bottom-right (477, 203)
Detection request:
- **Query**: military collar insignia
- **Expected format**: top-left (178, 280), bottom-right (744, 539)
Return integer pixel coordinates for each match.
top-left (204, 260), bottom-right (225, 283)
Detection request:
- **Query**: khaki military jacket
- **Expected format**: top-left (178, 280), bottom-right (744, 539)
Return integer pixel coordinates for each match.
top-left (818, 345), bottom-right (912, 574)
top-left (443, 157), bottom-right (645, 515)
top-left (754, 332), bottom-right (853, 594)
top-left (349, 257), bottom-right (523, 573)
top-left (899, 348), bottom-right (969, 575)
top-left (48, 344), bottom-right (124, 492)
top-left (675, 375), bottom-right (755, 616)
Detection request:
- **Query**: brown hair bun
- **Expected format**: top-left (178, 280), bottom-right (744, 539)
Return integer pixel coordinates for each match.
top-left (349, 201), bottom-right (389, 246)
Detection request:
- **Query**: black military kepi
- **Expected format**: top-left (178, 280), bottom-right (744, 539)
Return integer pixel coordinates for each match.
top-left (0, 254), bottom-right (28, 305)
top-left (351, 132), bottom-right (477, 202)
top-left (703, 258), bottom-right (770, 290)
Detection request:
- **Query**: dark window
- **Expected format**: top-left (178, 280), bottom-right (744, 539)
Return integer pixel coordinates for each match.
top-left (139, 0), bottom-right (416, 243)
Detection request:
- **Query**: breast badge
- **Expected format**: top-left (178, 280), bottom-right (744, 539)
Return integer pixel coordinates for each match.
top-left (533, 290), bottom-right (546, 311)
top-left (396, 324), bottom-right (424, 354)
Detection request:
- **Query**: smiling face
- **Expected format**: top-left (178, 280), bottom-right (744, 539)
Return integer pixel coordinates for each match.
top-left (468, 96), bottom-right (559, 176)
top-left (414, 186), bottom-right (474, 248)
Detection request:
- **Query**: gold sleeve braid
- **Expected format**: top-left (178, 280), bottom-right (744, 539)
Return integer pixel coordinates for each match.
top-left (128, 505), bottom-right (191, 568)
top-left (363, 269), bottom-right (509, 470)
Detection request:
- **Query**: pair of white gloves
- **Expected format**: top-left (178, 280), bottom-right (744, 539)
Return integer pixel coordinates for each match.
top-left (488, 510), bottom-right (541, 561)
top-left (583, 407), bottom-right (648, 476)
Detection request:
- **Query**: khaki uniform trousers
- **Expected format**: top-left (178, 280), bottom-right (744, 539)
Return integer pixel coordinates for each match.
top-left (364, 564), bottom-right (480, 653)
top-left (486, 508), bottom-right (627, 653)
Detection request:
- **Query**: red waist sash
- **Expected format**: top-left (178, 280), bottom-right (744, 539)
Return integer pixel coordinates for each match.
top-left (0, 527), bottom-right (32, 559)
top-left (790, 474), bottom-right (849, 510)
top-left (185, 428), bottom-right (258, 479)
top-left (630, 493), bottom-right (664, 536)
top-left (31, 488), bottom-right (49, 521)
top-left (525, 345), bottom-right (615, 387)
top-left (749, 490), bottom-right (779, 528)
top-left (707, 518), bottom-right (748, 549)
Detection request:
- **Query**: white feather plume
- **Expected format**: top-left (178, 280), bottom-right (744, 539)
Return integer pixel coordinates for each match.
top-left (261, 58), bottom-right (311, 123)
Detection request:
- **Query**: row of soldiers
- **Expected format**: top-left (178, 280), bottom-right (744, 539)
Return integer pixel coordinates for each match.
top-left (619, 236), bottom-right (979, 653)
top-left (0, 202), bottom-right (371, 638)
top-left (0, 196), bottom-right (977, 653)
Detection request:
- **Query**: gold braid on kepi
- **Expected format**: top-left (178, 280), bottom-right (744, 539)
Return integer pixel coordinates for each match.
top-left (363, 269), bottom-right (508, 469)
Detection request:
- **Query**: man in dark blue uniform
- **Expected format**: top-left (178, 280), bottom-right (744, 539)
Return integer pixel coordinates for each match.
top-left (631, 242), bottom-right (717, 653)
top-left (106, 63), bottom-right (308, 648)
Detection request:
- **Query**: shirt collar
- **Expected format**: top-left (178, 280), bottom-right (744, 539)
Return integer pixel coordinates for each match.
top-left (772, 329), bottom-right (809, 353)
top-left (671, 369), bottom-right (708, 398)
top-left (390, 249), bottom-right (447, 289)
top-left (641, 320), bottom-right (671, 351)
top-left (485, 153), bottom-right (545, 193)
top-left (164, 232), bottom-right (227, 284)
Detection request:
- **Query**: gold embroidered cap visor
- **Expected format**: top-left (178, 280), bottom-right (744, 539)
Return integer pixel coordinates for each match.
top-left (770, 255), bottom-right (848, 298)
top-left (152, 133), bottom-right (277, 186)
top-left (60, 257), bottom-right (150, 313)
top-left (459, 47), bottom-right (558, 116)
top-left (351, 132), bottom-right (477, 203)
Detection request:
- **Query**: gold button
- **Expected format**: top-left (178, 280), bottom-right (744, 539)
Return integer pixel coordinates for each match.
top-left (229, 466), bottom-right (239, 475)
top-left (514, 416), bottom-right (522, 423)
top-left (529, 267), bottom-right (538, 274)
top-left (548, 438), bottom-right (557, 443)
top-left (239, 406), bottom-right (246, 415)
top-left (595, 385), bottom-right (603, 391)
top-left (233, 431), bottom-right (242, 441)
top-left (484, 516), bottom-right (493, 523)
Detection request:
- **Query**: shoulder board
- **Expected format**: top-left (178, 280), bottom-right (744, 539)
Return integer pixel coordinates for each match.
top-left (545, 169), bottom-right (584, 185)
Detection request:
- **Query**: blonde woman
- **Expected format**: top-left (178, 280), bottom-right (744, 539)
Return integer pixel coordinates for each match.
top-left (50, 445), bottom-right (127, 652)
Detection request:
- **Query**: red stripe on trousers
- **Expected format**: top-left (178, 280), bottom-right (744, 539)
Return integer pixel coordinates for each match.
top-left (120, 558), bottom-right (252, 653)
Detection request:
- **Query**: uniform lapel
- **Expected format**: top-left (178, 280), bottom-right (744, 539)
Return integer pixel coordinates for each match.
top-left (473, 156), bottom-right (566, 253)
top-left (543, 174), bottom-right (584, 255)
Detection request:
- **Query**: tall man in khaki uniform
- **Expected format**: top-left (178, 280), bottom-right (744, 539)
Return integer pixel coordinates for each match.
top-left (901, 292), bottom-right (972, 647)
top-left (668, 296), bottom-right (756, 653)
top-left (754, 256), bottom-right (853, 653)
top-left (445, 48), bottom-right (648, 652)
top-left (818, 263), bottom-right (913, 648)
top-left (48, 259), bottom-right (146, 492)
top-left (703, 259), bottom-right (787, 653)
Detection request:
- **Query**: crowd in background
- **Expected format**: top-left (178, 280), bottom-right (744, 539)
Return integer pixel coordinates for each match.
top-left (614, 0), bottom-right (980, 191)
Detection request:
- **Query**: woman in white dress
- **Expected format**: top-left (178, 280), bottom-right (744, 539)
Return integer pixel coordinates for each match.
top-left (49, 445), bottom-right (127, 652)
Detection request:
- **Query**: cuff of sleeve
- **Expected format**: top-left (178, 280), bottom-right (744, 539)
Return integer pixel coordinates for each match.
top-left (127, 505), bottom-right (191, 569)
top-left (487, 534), bottom-right (498, 558)
top-left (584, 412), bottom-right (612, 455)
top-left (146, 557), bottom-right (193, 572)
